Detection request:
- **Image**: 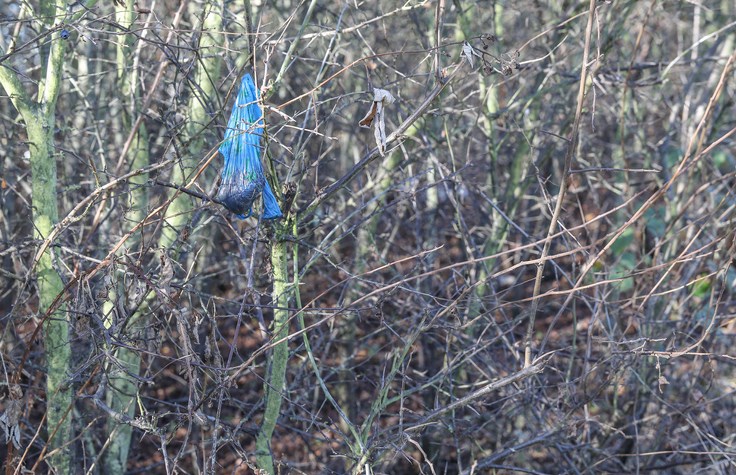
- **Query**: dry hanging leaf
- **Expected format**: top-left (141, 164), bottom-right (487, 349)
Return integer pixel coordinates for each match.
top-left (0, 385), bottom-right (23, 449)
top-left (359, 88), bottom-right (395, 156)
top-left (359, 101), bottom-right (378, 128)
top-left (462, 41), bottom-right (477, 68)
top-left (372, 88), bottom-right (395, 105)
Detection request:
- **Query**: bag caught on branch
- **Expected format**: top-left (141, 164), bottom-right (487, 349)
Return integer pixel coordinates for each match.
top-left (216, 74), bottom-right (282, 220)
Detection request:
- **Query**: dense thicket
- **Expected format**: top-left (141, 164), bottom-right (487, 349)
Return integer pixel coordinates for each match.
top-left (1, 1), bottom-right (735, 473)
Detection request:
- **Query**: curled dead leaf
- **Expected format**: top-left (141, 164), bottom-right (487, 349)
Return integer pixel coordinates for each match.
top-left (359, 88), bottom-right (395, 156)
top-left (359, 101), bottom-right (378, 128)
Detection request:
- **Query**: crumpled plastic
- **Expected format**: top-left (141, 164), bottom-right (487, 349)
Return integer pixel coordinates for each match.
top-left (216, 73), bottom-right (282, 220)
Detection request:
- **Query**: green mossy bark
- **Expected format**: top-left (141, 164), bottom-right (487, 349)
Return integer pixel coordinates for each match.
top-left (25, 8), bottom-right (73, 469)
top-left (255, 230), bottom-right (291, 474)
top-left (26, 110), bottom-right (72, 474)
top-left (0, 9), bottom-right (75, 470)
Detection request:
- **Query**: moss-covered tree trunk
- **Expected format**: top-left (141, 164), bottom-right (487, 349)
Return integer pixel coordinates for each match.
top-left (255, 227), bottom-right (291, 474)
top-left (0, 2), bottom-right (72, 469)
top-left (27, 108), bottom-right (72, 474)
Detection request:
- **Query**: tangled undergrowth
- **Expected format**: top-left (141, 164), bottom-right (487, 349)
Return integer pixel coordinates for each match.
top-left (1, 1), bottom-right (735, 474)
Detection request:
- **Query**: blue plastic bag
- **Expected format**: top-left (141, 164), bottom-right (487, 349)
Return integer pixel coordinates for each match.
top-left (216, 74), bottom-right (282, 220)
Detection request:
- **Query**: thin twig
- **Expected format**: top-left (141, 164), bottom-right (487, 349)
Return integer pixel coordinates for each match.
top-left (298, 58), bottom-right (466, 221)
top-left (523, 0), bottom-right (599, 368)
top-left (152, 179), bottom-right (225, 206)
top-left (406, 355), bottom-right (549, 432)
